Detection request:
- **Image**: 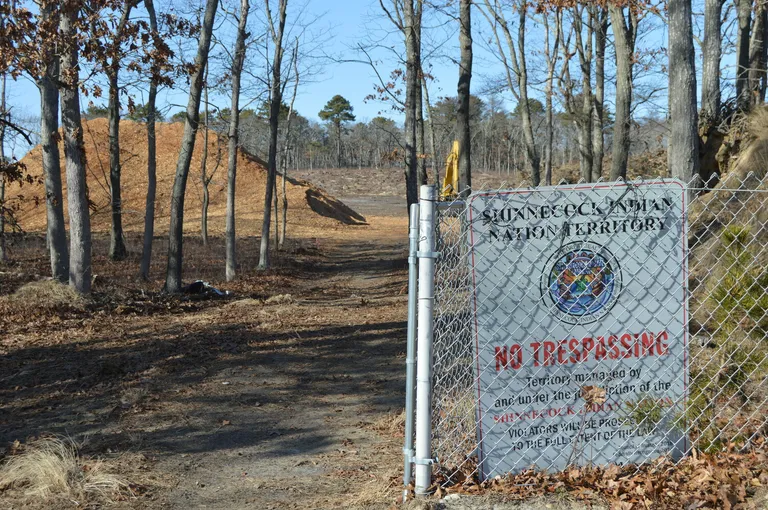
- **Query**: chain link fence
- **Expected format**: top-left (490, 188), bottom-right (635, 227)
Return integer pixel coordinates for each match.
top-left (408, 174), bottom-right (768, 490)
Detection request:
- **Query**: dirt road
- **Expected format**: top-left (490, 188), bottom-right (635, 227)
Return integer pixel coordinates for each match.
top-left (156, 237), bottom-right (408, 509)
top-left (0, 209), bottom-right (410, 509)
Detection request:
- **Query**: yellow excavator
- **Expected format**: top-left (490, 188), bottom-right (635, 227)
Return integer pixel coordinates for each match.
top-left (441, 140), bottom-right (460, 200)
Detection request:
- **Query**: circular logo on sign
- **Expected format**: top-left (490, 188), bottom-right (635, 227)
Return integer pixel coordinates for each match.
top-left (541, 242), bottom-right (621, 324)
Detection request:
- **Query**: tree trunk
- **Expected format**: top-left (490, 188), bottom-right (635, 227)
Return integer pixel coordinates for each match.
top-left (457, 0), bottom-right (472, 195)
top-left (516, 6), bottom-right (540, 185)
top-left (164, 0), bottom-right (219, 293)
top-left (543, 9), bottom-right (560, 186)
top-left (280, 39), bottom-right (299, 249)
top-left (749, 0), bottom-right (767, 108)
top-left (701, 0), bottom-right (724, 120)
top-left (403, 0), bottom-right (420, 208)
top-left (336, 121), bottom-right (341, 167)
top-left (107, 69), bottom-right (127, 260)
top-left (257, 0), bottom-right (288, 271)
top-left (273, 177), bottom-right (278, 246)
top-left (577, 112), bottom-right (593, 181)
top-left (60, 3), bottom-right (92, 294)
top-left (668, 0), bottom-right (701, 185)
top-left (416, 68), bottom-right (427, 186)
top-left (140, 0), bottom-right (159, 281)
top-left (608, 4), bottom-right (635, 180)
top-left (200, 70), bottom-right (210, 246)
top-left (107, 3), bottom-right (133, 261)
top-left (414, 3), bottom-right (427, 187)
top-left (592, 6), bottom-right (607, 181)
top-left (573, 5), bottom-right (593, 182)
top-left (0, 71), bottom-right (5, 263)
top-left (38, 3), bottom-right (69, 283)
top-left (422, 76), bottom-right (439, 187)
top-left (226, 0), bottom-right (249, 281)
top-left (736, 0), bottom-right (753, 109)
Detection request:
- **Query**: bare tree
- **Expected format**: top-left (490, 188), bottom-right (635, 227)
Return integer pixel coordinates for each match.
top-left (735, 0), bottom-right (752, 108)
top-left (37, 2), bottom-right (70, 281)
top-left (280, 39), bottom-right (299, 249)
top-left (457, 0), bottom-right (472, 195)
top-left (416, 36), bottom-right (427, 186)
top-left (257, 0), bottom-right (288, 270)
top-left (749, 0), bottom-right (767, 106)
top-left (405, 0), bottom-right (422, 205)
top-left (608, 2), bottom-right (638, 180)
top-left (373, 0), bottom-right (422, 205)
top-left (572, 4), bottom-right (594, 182)
top-left (701, 0), bottom-right (724, 120)
top-left (59, 0), bottom-right (92, 294)
top-left (140, 0), bottom-right (159, 281)
top-left (479, 0), bottom-right (540, 186)
top-left (226, 0), bottom-right (250, 281)
top-left (0, 68), bottom-right (5, 263)
top-left (200, 66), bottom-right (211, 246)
top-left (165, 0), bottom-right (219, 293)
top-left (421, 75), bottom-right (439, 186)
top-left (668, 0), bottom-right (700, 185)
top-left (105, 1), bottom-right (136, 261)
top-left (542, 7), bottom-right (561, 186)
top-left (592, 6), bottom-right (608, 181)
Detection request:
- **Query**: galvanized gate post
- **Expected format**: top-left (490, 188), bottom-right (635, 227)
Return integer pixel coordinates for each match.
top-left (414, 185), bottom-right (437, 495)
top-left (402, 203), bottom-right (420, 497)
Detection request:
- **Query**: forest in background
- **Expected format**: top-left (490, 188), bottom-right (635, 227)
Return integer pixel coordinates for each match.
top-left (0, 0), bottom-right (758, 294)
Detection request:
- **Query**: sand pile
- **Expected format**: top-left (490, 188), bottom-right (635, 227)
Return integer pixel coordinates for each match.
top-left (14, 118), bottom-right (366, 236)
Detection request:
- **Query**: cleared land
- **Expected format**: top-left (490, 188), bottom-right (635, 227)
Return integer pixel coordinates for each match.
top-left (1, 124), bottom-right (410, 508)
top-left (0, 216), bottom-right (410, 509)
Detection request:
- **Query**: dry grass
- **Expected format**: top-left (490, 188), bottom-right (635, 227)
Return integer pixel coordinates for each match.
top-left (0, 437), bottom-right (132, 504)
top-left (371, 409), bottom-right (406, 437)
top-left (3, 280), bottom-right (87, 311)
top-left (264, 293), bottom-right (294, 305)
top-left (349, 466), bottom-right (400, 508)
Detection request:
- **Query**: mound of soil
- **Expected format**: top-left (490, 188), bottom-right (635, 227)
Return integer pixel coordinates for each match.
top-left (13, 118), bottom-right (366, 236)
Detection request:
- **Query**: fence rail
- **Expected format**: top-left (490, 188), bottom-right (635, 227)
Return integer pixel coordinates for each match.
top-left (404, 175), bottom-right (768, 495)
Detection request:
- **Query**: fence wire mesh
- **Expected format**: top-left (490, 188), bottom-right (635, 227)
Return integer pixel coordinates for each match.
top-left (429, 175), bottom-right (768, 485)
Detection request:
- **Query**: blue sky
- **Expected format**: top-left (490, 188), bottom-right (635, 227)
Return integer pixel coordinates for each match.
top-left (2, 0), bottom-right (739, 157)
top-left (3, 0), bottom-right (471, 143)
top-left (6, 0), bottom-right (463, 129)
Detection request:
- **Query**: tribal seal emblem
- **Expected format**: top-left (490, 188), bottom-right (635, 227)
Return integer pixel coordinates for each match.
top-left (541, 242), bottom-right (622, 324)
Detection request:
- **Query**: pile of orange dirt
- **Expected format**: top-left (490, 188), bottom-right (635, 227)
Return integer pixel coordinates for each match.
top-left (14, 118), bottom-right (366, 237)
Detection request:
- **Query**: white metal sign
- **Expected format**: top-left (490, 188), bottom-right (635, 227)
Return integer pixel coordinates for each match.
top-left (467, 181), bottom-right (688, 479)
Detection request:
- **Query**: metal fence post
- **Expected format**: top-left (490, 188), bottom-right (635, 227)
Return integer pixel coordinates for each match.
top-left (403, 203), bottom-right (420, 497)
top-left (415, 185), bottom-right (437, 495)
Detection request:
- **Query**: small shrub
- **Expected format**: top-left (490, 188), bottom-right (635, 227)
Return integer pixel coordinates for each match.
top-left (709, 226), bottom-right (768, 336)
top-left (719, 339), bottom-right (766, 394)
top-left (625, 395), bottom-right (664, 430)
top-left (684, 367), bottom-right (720, 451)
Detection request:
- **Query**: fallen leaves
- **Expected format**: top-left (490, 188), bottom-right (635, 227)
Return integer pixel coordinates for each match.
top-left (581, 385), bottom-right (607, 406)
top-left (431, 442), bottom-right (768, 509)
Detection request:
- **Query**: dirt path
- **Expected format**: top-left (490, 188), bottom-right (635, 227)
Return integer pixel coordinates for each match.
top-left (0, 214), bottom-right (410, 509)
top-left (155, 237), bottom-right (408, 509)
